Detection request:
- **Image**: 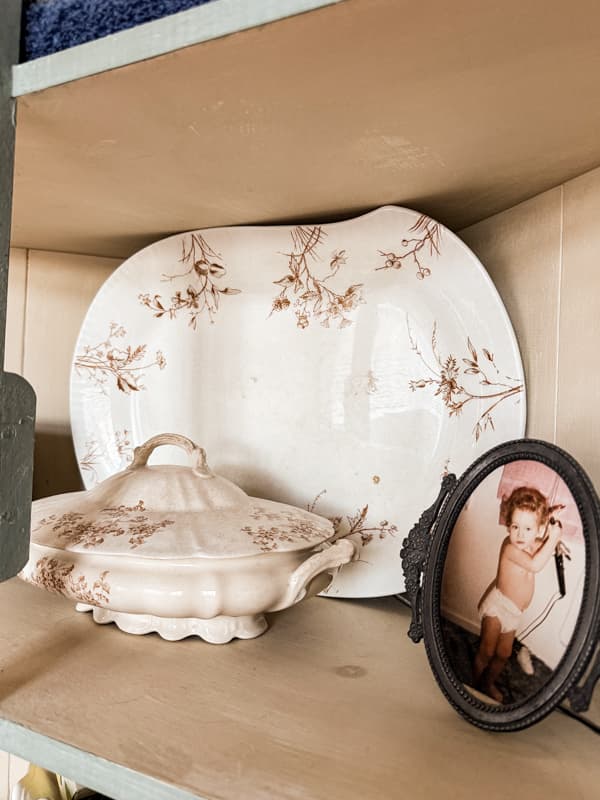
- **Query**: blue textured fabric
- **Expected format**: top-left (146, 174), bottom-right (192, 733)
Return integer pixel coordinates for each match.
top-left (23, 0), bottom-right (217, 60)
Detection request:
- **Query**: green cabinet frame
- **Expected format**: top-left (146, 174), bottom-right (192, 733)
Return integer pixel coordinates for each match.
top-left (0, 0), bottom-right (36, 581)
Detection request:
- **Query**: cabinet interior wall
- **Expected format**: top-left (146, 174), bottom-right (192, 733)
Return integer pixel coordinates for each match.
top-left (2, 163), bottom-right (599, 788)
top-left (460, 164), bottom-right (600, 488)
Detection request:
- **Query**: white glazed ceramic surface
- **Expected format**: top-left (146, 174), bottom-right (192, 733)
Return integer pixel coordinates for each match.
top-left (20, 434), bottom-right (357, 642)
top-left (29, 433), bottom-right (334, 559)
top-left (70, 206), bottom-right (526, 597)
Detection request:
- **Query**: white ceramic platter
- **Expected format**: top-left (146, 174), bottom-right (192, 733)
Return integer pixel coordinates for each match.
top-left (70, 206), bottom-right (526, 597)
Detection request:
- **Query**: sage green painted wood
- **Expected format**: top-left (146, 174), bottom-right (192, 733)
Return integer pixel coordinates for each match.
top-left (12, 0), bottom-right (346, 96)
top-left (0, 0), bottom-right (21, 369)
top-left (0, 374), bottom-right (35, 579)
top-left (0, 1), bottom-right (36, 580)
top-left (0, 721), bottom-right (204, 800)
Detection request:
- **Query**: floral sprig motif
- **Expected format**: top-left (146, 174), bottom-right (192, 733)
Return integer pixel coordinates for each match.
top-left (35, 501), bottom-right (175, 550)
top-left (334, 505), bottom-right (398, 546)
top-left (308, 491), bottom-right (398, 547)
top-left (376, 215), bottom-right (441, 279)
top-left (24, 557), bottom-right (111, 606)
top-left (74, 323), bottom-right (166, 394)
top-left (79, 438), bottom-right (104, 483)
top-left (79, 430), bottom-right (134, 486)
top-left (270, 227), bottom-right (364, 329)
top-left (407, 318), bottom-right (524, 441)
top-left (241, 523), bottom-right (318, 553)
top-left (139, 234), bottom-right (241, 328)
top-left (114, 429), bottom-right (134, 465)
top-left (241, 505), bottom-right (328, 552)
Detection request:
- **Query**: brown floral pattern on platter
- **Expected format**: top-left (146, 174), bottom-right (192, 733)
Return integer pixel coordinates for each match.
top-left (79, 438), bottom-right (104, 483)
top-left (242, 505), bottom-right (328, 552)
top-left (270, 226), bottom-right (363, 329)
top-left (407, 318), bottom-right (524, 441)
top-left (350, 370), bottom-right (379, 397)
top-left (308, 490), bottom-right (398, 547)
top-left (115, 429), bottom-right (134, 464)
top-left (25, 557), bottom-right (111, 606)
top-left (375, 215), bottom-right (441, 279)
top-left (74, 322), bottom-right (166, 394)
top-left (35, 500), bottom-right (175, 550)
top-left (79, 429), bottom-right (134, 484)
top-left (139, 233), bottom-right (241, 328)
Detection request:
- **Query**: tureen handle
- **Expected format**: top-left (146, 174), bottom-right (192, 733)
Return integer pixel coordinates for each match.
top-left (129, 433), bottom-right (213, 477)
top-left (268, 538), bottom-right (358, 612)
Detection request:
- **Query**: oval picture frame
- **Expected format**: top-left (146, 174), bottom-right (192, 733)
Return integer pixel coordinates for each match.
top-left (401, 438), bottom-right (600, 731)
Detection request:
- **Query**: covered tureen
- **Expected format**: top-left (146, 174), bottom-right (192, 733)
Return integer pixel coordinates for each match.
top-left (19, 434), bottom-right (356, 643)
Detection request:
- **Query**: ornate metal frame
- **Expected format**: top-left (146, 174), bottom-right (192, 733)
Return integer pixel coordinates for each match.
top-left (401, 438), bottom-right (600, 731)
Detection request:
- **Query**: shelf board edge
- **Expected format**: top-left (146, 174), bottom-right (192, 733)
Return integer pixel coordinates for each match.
top-left (12, 0), bottom-right (345, 97)
top-left (0, 719), bottom-right (202, 800)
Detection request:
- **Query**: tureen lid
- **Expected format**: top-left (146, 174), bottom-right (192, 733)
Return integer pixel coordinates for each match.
top-left (30, 434), bottom-right (334, 559)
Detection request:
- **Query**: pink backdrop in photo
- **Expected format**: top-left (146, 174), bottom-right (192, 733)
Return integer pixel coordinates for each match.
top-left (496, 460), bottom-right (583, 543)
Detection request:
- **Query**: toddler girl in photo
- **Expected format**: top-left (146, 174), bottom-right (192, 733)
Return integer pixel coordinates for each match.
top-left (473, 486), bottom-right (562, 702)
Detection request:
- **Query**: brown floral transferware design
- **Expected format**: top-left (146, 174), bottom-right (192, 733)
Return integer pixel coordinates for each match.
top-left (74, 322), bottom-right (166, 394)
top-left (115, 429), bottom-right (135, 464)
top-left (24, 556), bottom-right (111, 606)
top-left (79, 429), bottom-right (134, 484)
top-left (366, 370), bottom-right (378, 395)
top-left (270, 226), bottom-right (364, 329)
top-left (242, 505), bottom-right (329, 552)
top-left (139, 233), bottom-right (241, 328)
top-left (35, 500), bottom-right (175, 550)
top-left (376, 215), bottom-right (441, 279)
top-left (79, 438), bottom-right (104, 483)
top-left (308, 491), bottom-right (398, 547)
top-left (407, 319), bottom-right (524, 441)
top-left (350, 370), bottom-right (379, 397)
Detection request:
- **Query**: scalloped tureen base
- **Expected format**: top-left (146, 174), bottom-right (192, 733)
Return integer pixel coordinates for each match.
top-left (76, 603), bottom-right (269, 643)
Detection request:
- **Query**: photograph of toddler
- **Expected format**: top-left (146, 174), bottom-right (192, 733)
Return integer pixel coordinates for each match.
top-left (472, 486), bottom-right (563, 701)
top-left (441, 460), bottom-right (585, 706)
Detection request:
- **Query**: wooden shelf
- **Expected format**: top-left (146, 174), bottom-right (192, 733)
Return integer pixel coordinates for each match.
top-left (11, 0), bottom-right (600, 259)
top-left (1, 580), bottom-right (598, 800)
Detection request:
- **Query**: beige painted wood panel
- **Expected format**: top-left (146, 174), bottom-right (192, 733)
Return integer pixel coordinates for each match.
top-left (0, 579), bottom-right (598, 800)
top-left (23, 251), bottom-right (119, 427)
top-left (459, 189), bottom-right (562, 442)
top-left (12, 0), bottom-right (600, 259)
top-left (5, 248), bottom-right (27, 375)
top-left (7, 756), bottom-right (28, 796)
top-left (559, 166), bottom-right (600, 486)
top-left (23, 250), bottom-right (120, 498)
top-left (0, 752), bottom-right (8, 800)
